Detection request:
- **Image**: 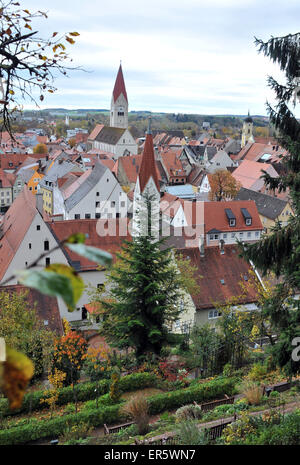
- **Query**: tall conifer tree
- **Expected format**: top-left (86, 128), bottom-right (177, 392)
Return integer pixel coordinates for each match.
top-left (241, 32), bottom-right (300, 376)
top-left (97, 193), bottom-right (195, 362)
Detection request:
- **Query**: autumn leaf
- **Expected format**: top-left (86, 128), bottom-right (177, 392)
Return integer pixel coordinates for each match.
top-left (69, 32), bottom-right (80, 36)
top-left (0, 347), bottom-right (34, 410)
top-left (66, 37), bottom-right (75, 44)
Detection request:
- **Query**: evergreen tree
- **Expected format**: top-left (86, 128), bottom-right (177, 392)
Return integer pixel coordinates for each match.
top-left (241, 32), bottom-right (300, 376)
top-left (96, 194), bottom-right (197, 363)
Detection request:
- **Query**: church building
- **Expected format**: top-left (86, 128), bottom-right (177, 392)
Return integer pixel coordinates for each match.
top-left (87, 64), bottom-right (138, 158)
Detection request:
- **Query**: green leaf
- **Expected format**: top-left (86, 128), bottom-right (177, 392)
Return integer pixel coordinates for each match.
top-left (46, 264), bottom-right (84, 309)
top-left (65, 243), bottom-right (112, 266)
top-left (16, 269), bottom-right (75, 310)
top-left (64, 233), bottom-right (87, 244)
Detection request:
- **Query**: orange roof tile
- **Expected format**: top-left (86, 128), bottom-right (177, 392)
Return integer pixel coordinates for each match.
top-left (48, 219), bottom-right (131, 271)
top-left (88, 124), bottom-right (104, 141)
top-left (203, 200), bottom-right (263, 233)
top-left (178, 246), bottom-right (258, 309)
top-left (232, 160), bottom-right (279, 190)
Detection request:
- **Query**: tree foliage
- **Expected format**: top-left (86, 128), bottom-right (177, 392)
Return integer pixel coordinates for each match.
top-left (241, 32), bottom-right (300, 376)
top-left (0, 0), bottom-right (81, 134)
top-left (208, 169), bottom-right (241, 201)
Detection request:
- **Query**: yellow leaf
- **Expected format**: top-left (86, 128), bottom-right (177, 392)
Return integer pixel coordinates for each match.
top-left (1, 347), bottom-right (34, 410)
top-left (69, 32), bottom-right (80, 36)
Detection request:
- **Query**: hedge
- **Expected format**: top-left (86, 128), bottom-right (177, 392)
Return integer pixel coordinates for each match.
top-left (0, 372), bottom-right (158, 417)
top-left (0, 376), bottom-right (237, 445)
top-left (0, 404), bottom-right (124, 445)
top-left (147, 376), bottom-right (238, 415)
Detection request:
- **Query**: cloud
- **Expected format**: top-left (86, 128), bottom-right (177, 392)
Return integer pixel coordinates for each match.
top-left (20, 0), bottom-right (300, 115)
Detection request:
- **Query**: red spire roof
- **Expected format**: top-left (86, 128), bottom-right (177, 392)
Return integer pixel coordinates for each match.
top-left (138, 132), bottom-right (160, 193)
top-left (112, 64), bottom-right (128, 103)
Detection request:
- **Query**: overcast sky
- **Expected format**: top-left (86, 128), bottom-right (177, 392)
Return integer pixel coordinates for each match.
top-left (20, 0), bottom-right (300, 115)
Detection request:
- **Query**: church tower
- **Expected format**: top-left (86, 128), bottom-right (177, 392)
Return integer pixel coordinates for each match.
top-left (241, 111), bottom-right (254, 147)
top-left (132, 118), bottom-right (160, 240)
top-left (110, 63), bottom-right (128, 129)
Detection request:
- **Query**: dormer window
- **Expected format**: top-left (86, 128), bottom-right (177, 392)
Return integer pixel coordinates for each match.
top-left (241, 208), bottom-right (252, 226)
top-left (225, 208), bottom-right (236, 227)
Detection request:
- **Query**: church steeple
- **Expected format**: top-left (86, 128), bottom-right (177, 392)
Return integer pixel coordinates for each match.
top-left (110, 63), bottom-right (128, 129)
top-left (138, 118), bottom-right (160, 193)
top-left (132, 117), bottom-right (160, 239)
top-left (241, 110), bottom-right (254, 148)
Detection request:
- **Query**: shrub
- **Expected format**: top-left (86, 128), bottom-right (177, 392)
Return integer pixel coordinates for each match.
top-left (175, 404), bottom-right (202, 422)
top-left (121, 394), bottom-right (150, 435)
top-left (222, 363), bottom-right (234, 377)
top-left (176, 420), bottom-right (209, 445)
top-left (147, 376), bottom-right (237, 415)
top-left (0, 372), bottom-right (157, 417)
top-left (59, 421), bottom-right (93, 444)
top-left (109, 369), bottom-right (121, 403)
top-left (0, 404), bottom-right (123, 445)
top-left (239, 380), bottom-right (263, 406)
top-left (247, 363), bottom-right (267, 382)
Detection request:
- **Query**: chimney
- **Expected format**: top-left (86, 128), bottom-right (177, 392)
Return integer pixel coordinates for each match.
top-left (219, 239), bottom-right (225, 255)
top-left (199, 235), bottom-right (205, 257)
top-left (35, 192), bottom-right (43, 214)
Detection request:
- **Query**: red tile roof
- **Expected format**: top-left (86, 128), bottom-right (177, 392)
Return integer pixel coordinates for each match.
top-left (0, 284), bottom-right (63, 335)
top-left (88, 124), bottom-right (104, 141)
top-left (138, 133), bottom-right (160, 193)
top-left (203, 200), bottom-right (263, 233)
top-left (177, 245), bottom-right (258, 309)
top-left (0, 187), bottom-right (38, 280)
top-left (232, 159), bottom-right (279, 190)
top-left (118, 154), bottom-right (161, 186)
top-left (161, 151), bottom-right (186, 179)
top-left (0, 169), bottom-right (16, 187)
top-left (112, 64), bottom-right (128, 103)
top-left (48, 219), bottom-right (131, 271)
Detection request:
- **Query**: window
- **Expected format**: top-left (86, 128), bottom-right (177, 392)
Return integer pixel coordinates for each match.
top-left (29, 243), bottom-right (31, 249)
top-left (229, 219), bottom-right (236, 227)
top-left (239, 232), bottom-right (243, 237)
top-left (209, 234), bottom-right (213, 240)
top-left (36, 225), bottom-right (40, 231)
top-left (96, 202), bottom-right (100, 208)
top-left (96, 192), bottom-right (99, 196)
top-left (82, 307), bottom-right (87, 320)
top-left (121, 201), bottom-right (125, 207)
top-left (74, 214), bottom-right (80, 219)
top-left (214, 234), bottom-right (219, 240)
top-left (208, 310), bottom-right (221, 319)
top-left (255, 231), bottom-right (260, 237)
top-left (246, 218), bottom-right (252, 226)
top-left (95, 213), bottom-right (101, 219)
top-left (44, 240), bottom-right (49, 251)
top-left (223, 233), bottom-right (227, 239)
top-left (45, 257), bottom-right (50, 266)
top-left (85, 214), bottom-right (91, 219)
top-left (247, 232), bottom-right (251, 237)
top-left (111, 201), bottom-right (115, 207)
top-left (106, 178), bottom-right (109, 182)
